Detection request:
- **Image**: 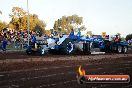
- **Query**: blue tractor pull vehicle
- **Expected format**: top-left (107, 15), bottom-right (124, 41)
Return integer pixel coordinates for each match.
top-left (26, 29), bottom-right (128, 55)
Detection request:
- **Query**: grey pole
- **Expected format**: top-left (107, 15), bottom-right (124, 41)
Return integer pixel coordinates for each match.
top-left (27, 0), bottom-right (30, 46)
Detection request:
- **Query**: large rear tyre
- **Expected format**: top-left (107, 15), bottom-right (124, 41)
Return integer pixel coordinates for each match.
top-left (65, 42), bottom-right (75, 54)
top-left (26, 46), bottom-right (32, 55)
top-left (60, 38), bottom-right (75, 54)
top-left (83, 42), bottom-right (91, 55)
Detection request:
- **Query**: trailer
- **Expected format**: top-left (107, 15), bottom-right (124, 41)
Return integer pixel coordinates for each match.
top-left (99, 39), bottom-right (128, 53)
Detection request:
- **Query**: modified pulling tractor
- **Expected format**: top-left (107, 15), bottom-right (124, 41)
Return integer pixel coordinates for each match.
top-left (26, 29), bottom-right (91, 55)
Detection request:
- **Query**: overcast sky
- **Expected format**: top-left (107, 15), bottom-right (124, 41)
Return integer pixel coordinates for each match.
top-left (0, 0), bottom-right (132, 37)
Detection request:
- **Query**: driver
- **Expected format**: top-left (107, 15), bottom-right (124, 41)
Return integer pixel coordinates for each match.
top-left (114, 35), bottom-right (121, 43)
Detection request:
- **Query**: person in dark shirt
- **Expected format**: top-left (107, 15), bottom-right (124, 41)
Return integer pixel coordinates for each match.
top-left (2, 37), bottom-right (7, 51)
top-left (114, 35), bottom-right (121, 43)
top-left (31, 34), bottom-right (36, 48)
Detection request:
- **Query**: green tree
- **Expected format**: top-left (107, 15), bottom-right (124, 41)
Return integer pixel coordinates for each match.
top-left (121, 37), bottom-right (125, 41)
top-left (0, 11), bottom-right (7, 31)
top-left (0, 21), bottom-right (7, 31)
top-left (0, 10), bottom-right (2, 15)
top-left (116, 33), bottom-right (121, 38)
top-left (126, 34), bottom-right (132, 41)
top-left (9, 7), bottom-right (26, 30)
top-left (9, 7), bottom-right (46, 33)
top-left (86, 31), bottom-right (93, 37)
top-left (53, 14), bottom-right (83, 34)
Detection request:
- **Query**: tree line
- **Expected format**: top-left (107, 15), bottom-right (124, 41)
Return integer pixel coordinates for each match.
top-left (0, 7), bottom-right (132, 40)
top-left (0, 7), bottom-right (84, 35)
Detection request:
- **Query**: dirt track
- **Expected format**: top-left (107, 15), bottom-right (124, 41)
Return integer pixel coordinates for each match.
top-left (0, 50), bottom-right (132, 88)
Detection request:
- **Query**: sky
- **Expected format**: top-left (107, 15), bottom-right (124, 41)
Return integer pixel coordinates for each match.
top-left (0, 0), bottom-right (132, 37)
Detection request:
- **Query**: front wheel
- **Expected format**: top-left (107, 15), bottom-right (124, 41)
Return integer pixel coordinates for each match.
top-left (61, 41), bottom-right (75, 55)
top-left (116, 45), bottom-right (122, 53)
top-left (39, 48), bottom-right (45, 56)
top-left (26, 49), bottom-right (32, 55)
top-left (26, 46), bottom-right (32, 55)
top-left (65, 42), bottom-right (75, 54)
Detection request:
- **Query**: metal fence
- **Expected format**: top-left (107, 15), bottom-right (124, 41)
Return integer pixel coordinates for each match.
top-left (0, 42), bottom-right (28, 51)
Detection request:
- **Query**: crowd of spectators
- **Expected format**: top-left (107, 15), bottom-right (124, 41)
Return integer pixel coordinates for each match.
top-left (0, 28), bottom-right (48, 51)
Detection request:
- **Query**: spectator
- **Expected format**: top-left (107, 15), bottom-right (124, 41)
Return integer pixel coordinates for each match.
top-left (128, 39), bottom-right (132, 45)
top-left (31, 34), bottom-right (36, 48)
top-left (2, 37), bottom-right (8, 51)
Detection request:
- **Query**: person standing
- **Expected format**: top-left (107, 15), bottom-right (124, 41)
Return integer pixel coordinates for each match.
top-left (2, 37), bottom-right (7, 51)
top-left (114, 35), bottom-right (121, 43)
top-left (31, 33), bottom-right (36, 48)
